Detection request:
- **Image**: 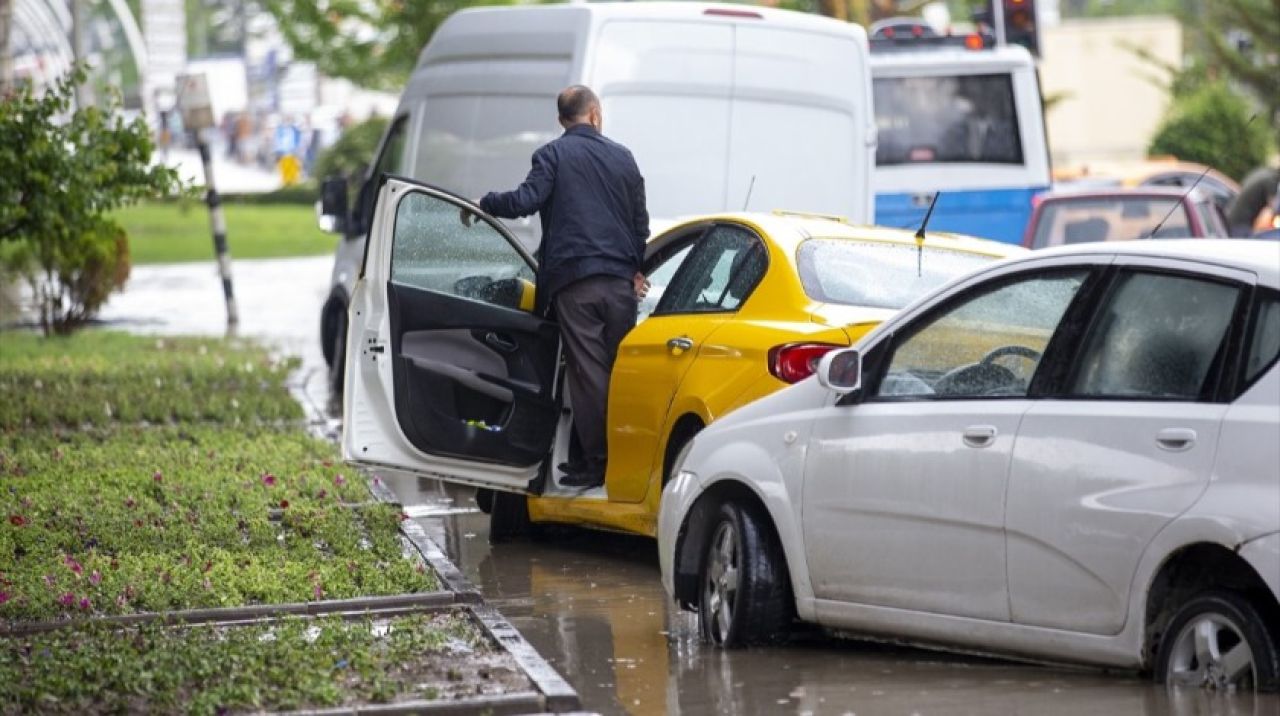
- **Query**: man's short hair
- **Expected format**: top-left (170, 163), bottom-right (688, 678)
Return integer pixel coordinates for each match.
top-left (557, 85), bottom-right (599, 123)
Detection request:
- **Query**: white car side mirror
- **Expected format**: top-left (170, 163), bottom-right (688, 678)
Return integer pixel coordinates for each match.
top-left (817, 348), bottom-right (862, 393)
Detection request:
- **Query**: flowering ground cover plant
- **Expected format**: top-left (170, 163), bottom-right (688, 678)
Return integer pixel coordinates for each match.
top-left (0, 611), bottom-right (533, 714)
top-left (0, 333), bottom-right (436, 623)
top-left (0, 332), bottom-right (303, 429)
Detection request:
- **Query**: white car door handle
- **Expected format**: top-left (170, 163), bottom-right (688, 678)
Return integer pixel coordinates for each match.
top-left (962, 425), bottom-right (997, 448)
top-left (1156, 428), bottom-right (1197, 452)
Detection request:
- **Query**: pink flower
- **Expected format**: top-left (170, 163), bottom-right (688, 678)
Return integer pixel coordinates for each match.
top-left (78, 597), bottom-right (91, 610)
top-left (63, 556), bottom-right (83, 575)
top-left (152, 471), bottom-right (163, 483)
top-left (89, 571), bottom-right (101, 586)
top-left (313, 584), bottom-right (323, 600)
top-left (317, 489), bottom-right (327, 499)
top-left (261, 473), bottom-right (276, 487)
top-left (399, 512), bottom-right (410, 522)
top-left (43, 574), bottom-right (55, 587)
top-left (58, 592), bottom-right (75, 607)
top-left (115, 594), bottom-right (127, 608)
top-left (0, 592), bottom-right (9, 604)
top-left (334, 474), bottom-right (346, 487)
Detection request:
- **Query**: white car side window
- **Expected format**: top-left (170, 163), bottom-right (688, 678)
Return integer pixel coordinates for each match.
top-left (390, 192), bottom-right (535, 311)
top-left (878, 271), bottom-right (1088, 399)
top-left (1070, 272), bottom-right (1240, 400)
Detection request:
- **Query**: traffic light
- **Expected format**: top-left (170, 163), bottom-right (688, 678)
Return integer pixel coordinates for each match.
top-left (1003, 0), bottom-right (1039, 56)
top-left (974, 0), bottom-right (1041, 57)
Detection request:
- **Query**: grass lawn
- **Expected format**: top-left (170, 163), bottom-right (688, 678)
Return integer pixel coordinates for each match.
top-left (112, 201), bottom-right (338, 265)
top-left (0, 331), bottom-right (475, 712)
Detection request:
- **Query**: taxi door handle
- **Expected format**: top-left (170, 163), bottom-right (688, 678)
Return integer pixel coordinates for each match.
top-left (667, 337), bottom-right (694, 354)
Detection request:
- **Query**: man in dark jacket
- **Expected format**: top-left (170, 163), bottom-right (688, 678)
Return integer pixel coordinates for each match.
top-left (467, 85), bottom-right (649, 488)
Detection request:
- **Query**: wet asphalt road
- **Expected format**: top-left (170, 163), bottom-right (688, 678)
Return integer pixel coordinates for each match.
top-left (93, 258), bottom-right (1279, 716)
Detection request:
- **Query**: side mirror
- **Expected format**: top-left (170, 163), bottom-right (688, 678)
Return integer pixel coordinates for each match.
top-left (816, 348), bottom-right (862, 393)
top-left (317, 176), bottom-right (349, 234)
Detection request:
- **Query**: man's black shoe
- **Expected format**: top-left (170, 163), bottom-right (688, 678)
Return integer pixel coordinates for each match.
top-left (560, 469), bottom-right (604, 489)
top-left (557, 458), bottom-right (587, 474)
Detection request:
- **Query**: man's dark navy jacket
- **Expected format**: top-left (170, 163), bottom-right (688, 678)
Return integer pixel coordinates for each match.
top-left (479, 124), bottom-right (649, 308)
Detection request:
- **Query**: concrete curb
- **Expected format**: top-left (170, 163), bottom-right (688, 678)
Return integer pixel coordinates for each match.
top-left (289, 365), bottom-right (583, 714)
top-left (0, 592), bottom-right (462, 638)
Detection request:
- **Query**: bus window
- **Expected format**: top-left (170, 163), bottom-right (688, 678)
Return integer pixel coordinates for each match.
top-left (874, 74), bottom-right (1023, 166)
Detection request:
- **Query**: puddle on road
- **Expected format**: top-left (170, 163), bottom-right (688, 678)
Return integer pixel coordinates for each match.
top-left (381, 474), bottom-right (1277, 716)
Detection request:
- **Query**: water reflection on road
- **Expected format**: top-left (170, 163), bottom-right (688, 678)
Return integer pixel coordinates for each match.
top-left (382, 475), bottom-right (1278, 716)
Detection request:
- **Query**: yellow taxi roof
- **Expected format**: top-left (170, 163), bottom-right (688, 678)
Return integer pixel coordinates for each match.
top-left (659, 210), bottom-right (1024, 259)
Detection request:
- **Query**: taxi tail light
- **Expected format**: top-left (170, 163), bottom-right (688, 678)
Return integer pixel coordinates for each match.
top-left (769, 343), bottom-right (842, 384)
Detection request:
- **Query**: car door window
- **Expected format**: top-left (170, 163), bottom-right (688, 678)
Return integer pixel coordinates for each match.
top-left (638, 244), bottom-right (693, 321)
top-left (391, 191), bottom-right (535, 311)
top-left (1069, 271), bottom-right (1241, 400)
top-left (1241, 292), bottom-right (1280, 388)
top-left (876, 271), bottom-right (1088, 398)
top-left (654, 225), bottom-right (766, 315)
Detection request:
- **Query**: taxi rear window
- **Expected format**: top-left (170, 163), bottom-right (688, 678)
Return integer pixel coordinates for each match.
top-left (796, 240), bottom-right (994, 309)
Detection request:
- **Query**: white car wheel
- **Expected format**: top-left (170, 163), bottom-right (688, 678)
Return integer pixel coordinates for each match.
top-left (696, 501), bottom-right (791, 647)
top-left (1157, 591), bottom-right (1279, 692)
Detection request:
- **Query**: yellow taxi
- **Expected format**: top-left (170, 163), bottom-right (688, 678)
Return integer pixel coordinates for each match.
top-left (341, 178), bottom-right (1022, 538)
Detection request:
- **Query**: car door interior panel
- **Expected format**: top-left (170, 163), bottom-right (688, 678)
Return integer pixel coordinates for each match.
top-left (388, 281), bottom-right (558, 467)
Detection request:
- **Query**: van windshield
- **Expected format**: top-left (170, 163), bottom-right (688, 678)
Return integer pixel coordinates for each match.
top-left (874, 74), bottom-right (1023, 166)
top-left (797, 240), bottom-right (994, 309)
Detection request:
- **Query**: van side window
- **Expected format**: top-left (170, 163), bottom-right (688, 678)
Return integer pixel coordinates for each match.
top-left (653, 226), bottom-right (766, 316)
top-left (375, 116), bottom-right (410, 178)
top-left (356, 116), bottom-right (410, 232)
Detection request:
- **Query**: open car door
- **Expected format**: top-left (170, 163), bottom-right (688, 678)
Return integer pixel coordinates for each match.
top-left (342, 177), bottom-right (558, 494)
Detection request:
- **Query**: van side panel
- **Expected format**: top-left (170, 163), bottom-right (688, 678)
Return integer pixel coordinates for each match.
top-left (589, 20), bottom-right (734, 219)
top-left (728, 25), bottom-right (871, 221)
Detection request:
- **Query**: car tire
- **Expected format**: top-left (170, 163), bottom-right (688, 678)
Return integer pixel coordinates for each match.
top-left (489, 490), bottom-right (535, 543)
top-left (1155, 590), bottom-right (1280, 693)
top-left (327, 310), bottom-right (348, 401)
top-left (698, 501), bottom-right (792, 647)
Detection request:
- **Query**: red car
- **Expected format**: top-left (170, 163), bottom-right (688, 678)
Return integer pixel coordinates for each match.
top-left (1023, 186), bottom-right (1231, 249)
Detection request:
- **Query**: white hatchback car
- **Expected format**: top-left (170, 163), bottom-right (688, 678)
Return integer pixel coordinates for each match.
top-left (659, 240), bottom-right (1280, 692)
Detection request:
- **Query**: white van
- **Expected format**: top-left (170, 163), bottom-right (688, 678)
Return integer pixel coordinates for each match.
top-left (318, 2), bottom-right (875, 386)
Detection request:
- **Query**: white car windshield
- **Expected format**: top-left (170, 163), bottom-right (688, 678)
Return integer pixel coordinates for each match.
top-left (796, 240), bottom-right (994, 309)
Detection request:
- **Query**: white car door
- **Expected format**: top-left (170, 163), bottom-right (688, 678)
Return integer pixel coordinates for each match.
top-left (804, 266), bottom-right (1097, 621)
top-left (342, 177), bottom-right (558, 493)
top-left (1005, 259), bottom-right (1253, 634)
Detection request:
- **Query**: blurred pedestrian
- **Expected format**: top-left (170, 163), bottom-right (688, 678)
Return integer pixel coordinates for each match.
top-left (1226, 165), bottom-right (1279, 236)
top-left (463, 85), bottom-right (649, 489)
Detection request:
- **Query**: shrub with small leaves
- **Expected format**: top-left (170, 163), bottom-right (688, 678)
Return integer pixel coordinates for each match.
top-left (0, 66), bottom-right (186, 334)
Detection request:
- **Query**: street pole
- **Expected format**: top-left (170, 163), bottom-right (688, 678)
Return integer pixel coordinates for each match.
top-left (992, 0), bottom-right (1007, 47)
top-left (196, 133), bottom-right (240, 331)
top-left (0, 0), bottom-right (13, 94)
